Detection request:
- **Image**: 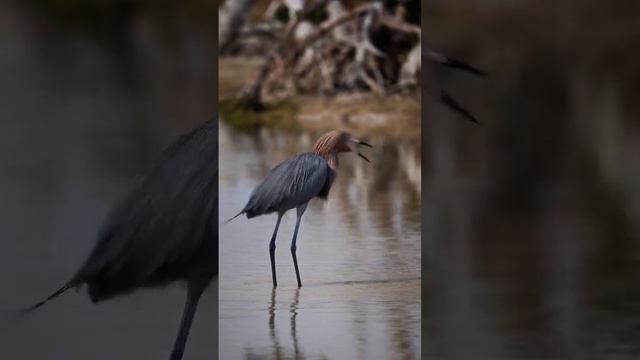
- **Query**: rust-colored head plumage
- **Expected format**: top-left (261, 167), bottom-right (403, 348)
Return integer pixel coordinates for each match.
top-left (312, 130), bottom-right (372, 168)
top-left (312, 131), bottom-right (350, 157)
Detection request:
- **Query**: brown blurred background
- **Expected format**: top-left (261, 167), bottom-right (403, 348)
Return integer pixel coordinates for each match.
top-left (423, 1), bottom-right (640, 359)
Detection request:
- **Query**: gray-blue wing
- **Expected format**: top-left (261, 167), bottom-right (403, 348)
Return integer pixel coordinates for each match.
top-left (243, 153), bottom-right (329, 218)
top-left (74, 119), bottom-right (218, 302)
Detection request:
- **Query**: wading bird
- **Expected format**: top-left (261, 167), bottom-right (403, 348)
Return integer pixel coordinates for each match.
top-left (424, 47), bottom-right (486, 124)
top-left (24, 119), bottom-right (218, 360)
top-left (229, 130), bottom-right (372, 288)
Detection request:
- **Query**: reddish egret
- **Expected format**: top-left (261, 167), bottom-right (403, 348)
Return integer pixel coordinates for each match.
top-left (228, 130), bottom-right (372, 288)
top-left (424, 47), bottom-right (486, 124)
top-left (24, 119), bottom-right (218, 360)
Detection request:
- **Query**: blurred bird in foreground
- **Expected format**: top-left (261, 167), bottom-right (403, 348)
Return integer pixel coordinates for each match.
top-left (23, 118), bottom-right (218, 360)
top-left (424, 47), bottom-right (487, 124)
top-left (228, 130), bottom-right (372, 288)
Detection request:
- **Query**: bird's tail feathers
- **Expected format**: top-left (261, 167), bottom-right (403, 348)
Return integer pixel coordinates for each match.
top-left (21, 281), bottom-right (76, 315)
top-left (224, 211), bottom-right (244, 224)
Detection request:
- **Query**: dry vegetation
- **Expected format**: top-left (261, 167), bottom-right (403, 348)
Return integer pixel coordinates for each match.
top-left (219, 0), bottom-right (422, 137)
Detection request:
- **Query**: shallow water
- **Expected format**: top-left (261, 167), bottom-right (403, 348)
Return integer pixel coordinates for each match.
top-left (219, 123), bottom-right (422, 360)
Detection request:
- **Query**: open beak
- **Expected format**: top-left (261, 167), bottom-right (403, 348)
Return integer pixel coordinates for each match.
top-left (440, 92), bottom-right (480, 125)
top-left (358, 153), bottom-right (370, 162)
top-left (352, 139), bottom-right (373, 162)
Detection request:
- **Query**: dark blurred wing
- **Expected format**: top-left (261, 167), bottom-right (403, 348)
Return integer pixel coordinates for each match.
top-left (75, 118), bottom-right (218, 302)
top-left (242, 153), bottom-right (329, 218)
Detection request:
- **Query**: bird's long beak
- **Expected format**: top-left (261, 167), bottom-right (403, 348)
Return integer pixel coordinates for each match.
top-left (352, 139), bottom-right (372, 162)
top-left (440, 92), bottom-right (480, 125)
top-left (357, 140), bottom-right (373, 148)
top-left (424, 49), bottom-right (487, 78)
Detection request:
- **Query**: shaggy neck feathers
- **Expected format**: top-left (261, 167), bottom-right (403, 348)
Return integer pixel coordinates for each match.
top-left (312, 131), bottom-right (345, 169)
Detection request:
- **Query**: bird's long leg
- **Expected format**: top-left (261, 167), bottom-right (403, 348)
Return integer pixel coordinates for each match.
top-left (291, 205), bottom-right (307, 288)
top-left (169, 278), bottom-right (209, 360)
top-left (270, 213), bottom-right (284, 287)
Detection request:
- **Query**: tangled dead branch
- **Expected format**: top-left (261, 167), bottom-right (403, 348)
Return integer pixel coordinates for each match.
top-left (231, 0), bottom-right (421, 108)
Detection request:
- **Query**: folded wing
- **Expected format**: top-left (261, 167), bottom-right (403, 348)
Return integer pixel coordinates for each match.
top-left (243, 152), bottom-right (330, 218)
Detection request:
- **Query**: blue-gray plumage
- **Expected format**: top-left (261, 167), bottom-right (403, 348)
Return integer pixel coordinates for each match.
top-left (230, 130), bottom-right (372, 288)
top-left (24, 118), bottom-right (219, 360)
top-left (242, 153), bottom-right (333, 218)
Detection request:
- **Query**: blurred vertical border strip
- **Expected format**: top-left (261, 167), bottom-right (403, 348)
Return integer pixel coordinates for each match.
top-left (213, 1), bottom-right (220, 358)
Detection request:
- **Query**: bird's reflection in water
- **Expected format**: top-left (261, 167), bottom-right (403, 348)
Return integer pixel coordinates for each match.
top-left (268, 288), bottom-right (282, 360)
top-left (289, 288), bottom-right (300, 358)
top-left (245, 288), bottom-right (327, 360)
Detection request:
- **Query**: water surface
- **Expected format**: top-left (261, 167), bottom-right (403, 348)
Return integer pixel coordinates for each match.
top-left (219, 123), bottom-right (421, 360)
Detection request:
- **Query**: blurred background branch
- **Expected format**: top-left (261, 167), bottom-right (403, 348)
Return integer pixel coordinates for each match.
top-left (219, 0), bottom-right (421, 108)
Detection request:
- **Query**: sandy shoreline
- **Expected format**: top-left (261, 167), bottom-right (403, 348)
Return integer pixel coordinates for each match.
top-left (219, 57), bottom-right (421, 139)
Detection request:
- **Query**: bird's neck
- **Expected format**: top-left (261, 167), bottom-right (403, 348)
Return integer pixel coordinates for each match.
top-left (326, 154), bottom-right (338, 170)
top-left (316, 151), bottom-right (338, 170)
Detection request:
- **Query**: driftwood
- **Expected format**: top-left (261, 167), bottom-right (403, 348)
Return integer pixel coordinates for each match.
top-left (234, 0), bottom-right (422, 108)
top-left (219, 0), bottom-right (253, 52)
